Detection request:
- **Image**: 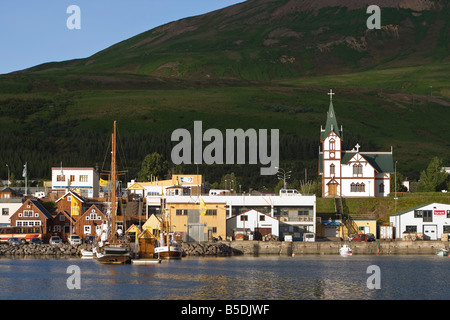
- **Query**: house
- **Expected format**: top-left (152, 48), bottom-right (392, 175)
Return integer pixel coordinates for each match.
top-left (142, 214), bottom-right (161, 239)
top-left (0, 187), bottom-right (18, 199)
top-left (226, 209), bottom-right (279, 240)
top-left (390, 203), bottom-right (450, 240)
top-left (74, 204), bottom-right (106, 239)
top-left (0, 198), bottom-right (23, 227)
top-left (55, 190), bottom-right (86, 218)
top-left (52, 210), bottom-right (76, 240)
top-left (10, 199), bottom-right (53, 237)
top-left (318, 90), bottom-right (394, 197)
top-left (51, 167), bottom-right (100, 198)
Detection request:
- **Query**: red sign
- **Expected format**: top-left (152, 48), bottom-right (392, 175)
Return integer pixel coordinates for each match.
top-left (434, 210), bottom-right (445, 215)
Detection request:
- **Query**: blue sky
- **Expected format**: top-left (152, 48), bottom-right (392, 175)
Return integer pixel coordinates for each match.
top-left (0, 0), bottom-right (245, 74)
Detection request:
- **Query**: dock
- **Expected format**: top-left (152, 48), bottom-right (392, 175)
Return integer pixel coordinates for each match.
top-left (131, 258), bottom-right (161, 265)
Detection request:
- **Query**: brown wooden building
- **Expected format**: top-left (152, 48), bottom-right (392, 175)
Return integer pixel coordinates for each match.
top-left (10, 199), bottom-right (53, 238)
top-left (74, 204), bottom-right (106, 239)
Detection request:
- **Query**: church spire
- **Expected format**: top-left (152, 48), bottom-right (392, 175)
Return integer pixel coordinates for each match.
top-left (321, 89), bottom-right (342, 140)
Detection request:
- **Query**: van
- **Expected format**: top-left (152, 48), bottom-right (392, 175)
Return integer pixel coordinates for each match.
top-left (303, 233), bottom-right (315, 242)
top-left (68, 235), bottom-right (82, 245)
top-left (279, 189), bottom-right (301, 196)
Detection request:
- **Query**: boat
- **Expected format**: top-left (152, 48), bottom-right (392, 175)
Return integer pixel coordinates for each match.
top-left (436, 248), bottom-right (448, 257)
top-left (339, 244), bottom-right (353, 256)
top-left (95, 121), bottom-right (132, 264)
top-left (81, 249), bottom-right (94, 259)
top-left (153, 212), bottom-right (183, 260)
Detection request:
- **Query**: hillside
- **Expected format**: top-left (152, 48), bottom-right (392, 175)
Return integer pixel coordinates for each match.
top-left (0, 0), bottom-right (448, 188)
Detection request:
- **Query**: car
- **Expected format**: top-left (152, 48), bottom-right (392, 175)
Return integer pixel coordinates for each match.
top-left (85, 235), bottom-right (95, 244)
top-left (351, 234), bottom-right (367, 242)
top-left (365, 233), bottom-right (376, 242)
top-left (68, 235), bottom-right (82, 245)
top-left (49, 236), bottom-right (62, 245)
top-left (7, 237), bottom-right (21, 246)
top-left (30, 237), bottom-right (43, 245)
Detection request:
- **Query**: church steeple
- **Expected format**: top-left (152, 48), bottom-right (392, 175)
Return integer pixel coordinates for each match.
top-left (321, 89), bottom-right (343, 140)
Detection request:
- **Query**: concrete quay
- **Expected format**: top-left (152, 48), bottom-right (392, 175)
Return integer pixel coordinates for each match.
top-left (226, 240), bottom-right (450, 256)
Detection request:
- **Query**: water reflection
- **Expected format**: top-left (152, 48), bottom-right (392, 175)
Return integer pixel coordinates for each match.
top-left (0, 255), bottom-right (447, 300)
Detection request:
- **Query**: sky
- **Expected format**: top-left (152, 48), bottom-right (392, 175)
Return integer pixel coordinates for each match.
top-left (0, 0), bottom-right (245, 74)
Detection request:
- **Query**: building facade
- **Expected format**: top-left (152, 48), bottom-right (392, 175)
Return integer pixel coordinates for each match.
top-left (51, 167), bottom-right (100, 198)
top-left (390, 203), bottom-right (450, 240)
top-left (319, 90), bottom-right (393, 197)
top-left (226, 209), bottom-right (280, 240)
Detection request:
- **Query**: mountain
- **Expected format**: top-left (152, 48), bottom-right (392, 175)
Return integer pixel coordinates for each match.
top-left (0, 0), bottom-right (449, 187)
top-left (19, 0), bottom-right (449, 81)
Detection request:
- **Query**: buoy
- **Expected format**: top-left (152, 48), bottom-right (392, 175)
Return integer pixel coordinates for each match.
top-left (291, 253), bottom-right (295, 257)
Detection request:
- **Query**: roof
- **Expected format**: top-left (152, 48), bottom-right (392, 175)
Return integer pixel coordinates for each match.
top-left (29, 199), bottom-right (53, 219)
top-left (390, 203), bottom-right (433, 216)
top-left (321, 100), bottom-right (342, 140)
top-left (342, 152), bottom-right (394, 173)
top-left (55, 190), bottom-right (86, 203)
top-left (226, 209), bottom-right (278, 221)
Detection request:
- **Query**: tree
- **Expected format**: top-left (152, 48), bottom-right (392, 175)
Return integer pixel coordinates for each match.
top-left (416, 157), bottom-right (449, 192)
top-left (137, 152), bottom-right (170, 181)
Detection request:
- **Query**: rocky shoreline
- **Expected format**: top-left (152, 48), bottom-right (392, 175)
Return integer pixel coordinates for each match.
top-left (0, 243), bottom-right (93, 257)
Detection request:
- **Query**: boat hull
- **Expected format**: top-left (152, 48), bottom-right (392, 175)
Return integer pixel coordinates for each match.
top-left (154, 246), bottom-right (183, 259)
top-left (96, 245), bottom-right (132, 264)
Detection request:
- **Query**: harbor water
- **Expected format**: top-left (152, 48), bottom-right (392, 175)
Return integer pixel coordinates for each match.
top-left (0, 255), bottom-right (448, 300)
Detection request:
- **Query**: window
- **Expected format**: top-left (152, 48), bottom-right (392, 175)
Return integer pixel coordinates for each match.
top-left (70, 175), bottom-right (75, 182)
top-left (205, 209), bottom-right (217, 216)
top-left (2, 208), bottom-right (9, 216)
top-left (405, 226), bottom-right (417, 233)
top-left (379, 183), bottom-right (385, 193)
top-left (90, 213), bottom-right (97, 220)
top-left (330, 164), bottom-right (335, 175)
top-left (23, 210), bottom-right (33, 217)
top-left (176, 209), bottom-right (188, 216)
top-left (240, 215), bottom-right (248, 221)
top-left (211, 227), bottom-right (217, 233)
top-left (353, 164), bottom-right (363, 175)
top-left (57, 175), bottom-right (65, 182)
top-left (84, 226), bottom-right (91, 234)
top-left (351, 183), bottom-right (356, 192)
top-left (59, 215), bottom-right (65, 221)
top-left (79, 175), bottom-right (88, 182)
top-left (447, 210), bottom-right (450, 218)
top-left (259, 215), bottom-right (265, 221)
top-left (423, 210), bottom-right (432, 222)
top-left (444, 225), bottom-right (450, 234)
top-left (414, 210), bottom-right (423, 218)
top-left (360, 183), bottom-right (365, 192)
top-left (329, 139), bottom-right (335, 150)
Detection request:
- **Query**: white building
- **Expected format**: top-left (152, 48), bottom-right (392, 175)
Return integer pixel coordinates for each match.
top-left (0, 199), bottom-right (23, 227)
top-left (51, 167), bottom-right (99, 198)
top-left (226, 209), bottom-right (279, 240)
top-left (390, 203), bottom-right (450, 240)
top-left (319, 90), bottom-right (394, 197)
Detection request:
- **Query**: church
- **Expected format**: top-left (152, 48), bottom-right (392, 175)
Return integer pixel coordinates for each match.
top-left (318, 90), bottom-right (394, 198)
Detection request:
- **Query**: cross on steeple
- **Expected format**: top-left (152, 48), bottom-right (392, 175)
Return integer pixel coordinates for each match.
top-left (355, 143), bottom-right (360, 152)
top-left (328, 89), bottom-right (335, 102)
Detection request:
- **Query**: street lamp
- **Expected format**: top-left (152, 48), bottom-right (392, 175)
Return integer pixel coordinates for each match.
top-left (6, 164), bottom-right (9, 187)
top-left (275, 167), bottom-right (292, 189)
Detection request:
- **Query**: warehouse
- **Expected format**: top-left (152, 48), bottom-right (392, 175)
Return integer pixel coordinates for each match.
top-left (390, 203), bottom-right (450, 240)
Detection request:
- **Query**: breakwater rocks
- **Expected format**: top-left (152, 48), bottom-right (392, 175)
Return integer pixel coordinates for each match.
top-left (0, 243), bottom-right (93, 256)
top-left (180, 242), bottom-right (241, 256)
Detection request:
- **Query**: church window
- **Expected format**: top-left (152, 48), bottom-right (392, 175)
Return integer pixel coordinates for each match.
top-left (351, 183), bottom-right (356, 192)
top-left (353, 164), bottom-right (362, 176)
top-left (379, 183), bottom-right (385, 193)
top-left (330, 164), bottom-right (335, 175)
top-left (361, 183), bottom-right (365, 192)
top-left (329, 139), bottom-right (335, 150)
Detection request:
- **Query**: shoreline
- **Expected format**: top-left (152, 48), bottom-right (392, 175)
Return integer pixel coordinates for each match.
top-left (0, 240), bottom-right (448, 258)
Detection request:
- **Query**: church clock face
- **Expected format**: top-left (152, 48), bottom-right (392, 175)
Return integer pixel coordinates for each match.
top-left (330, 152), bottom-right (335, 159)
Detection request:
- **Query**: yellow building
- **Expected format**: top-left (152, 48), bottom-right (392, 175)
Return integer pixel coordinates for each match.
top-left (166, 200), bottom-right (227, 242)
top-left (142, 214), bottom-right (161, 239)
top-left (127, 174), bottom-right (202, 197)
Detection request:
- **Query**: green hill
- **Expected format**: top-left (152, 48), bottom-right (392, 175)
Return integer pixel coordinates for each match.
top-left (0, 0), bottom-right (448, 189)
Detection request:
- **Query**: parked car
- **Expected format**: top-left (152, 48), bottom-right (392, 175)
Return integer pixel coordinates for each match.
top-left (30, 237), bottom-right (43, 245)
top-left (351, 234), bottom-right (367, 242)
top-left (7, 237), bottom-right (21, 246)
top-left (68, 235), bottom-right (82, 245)
top-left (85, 235), bottom-right (95, 244)
top-left (49, 236), bottom-right (62, 245)
top-left (365, 233), bottom-right (376, 242)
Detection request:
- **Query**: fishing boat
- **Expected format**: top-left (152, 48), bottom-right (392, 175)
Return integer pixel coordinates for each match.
top-left (436, 248), bottom-right (448, 257)
top-left (339, 244), bottom-right (353, 256)
top-left (153, 211), bottom-right (183, 260)
top-left (95, 121), bottom-right (132, 264)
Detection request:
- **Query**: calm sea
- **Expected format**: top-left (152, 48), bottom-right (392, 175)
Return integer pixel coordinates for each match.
top-left (0, 255), bottom-right (448, 301)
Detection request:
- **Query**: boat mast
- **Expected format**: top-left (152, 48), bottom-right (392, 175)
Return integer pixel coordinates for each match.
top-left (110, 121), bottom-right (117, 243)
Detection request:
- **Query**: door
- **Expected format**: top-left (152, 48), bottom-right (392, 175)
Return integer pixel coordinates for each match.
top-left (328, 184), bottom-right (337, 196)
top-left (423, 225), bottom-right (437, 240)
top-left (254, 227), bottom-right (272, 240)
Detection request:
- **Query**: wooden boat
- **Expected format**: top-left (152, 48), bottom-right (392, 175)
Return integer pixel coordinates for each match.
top-left (153, 210), bottom-right (183, 260)
top-left (95, 121), bottom-right (131, 265)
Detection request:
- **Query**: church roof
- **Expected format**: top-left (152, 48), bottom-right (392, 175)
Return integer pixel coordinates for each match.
top-left (342, 152), bottom-right (394, 173)
top-left (321, 92), bottom-right (342, 140)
